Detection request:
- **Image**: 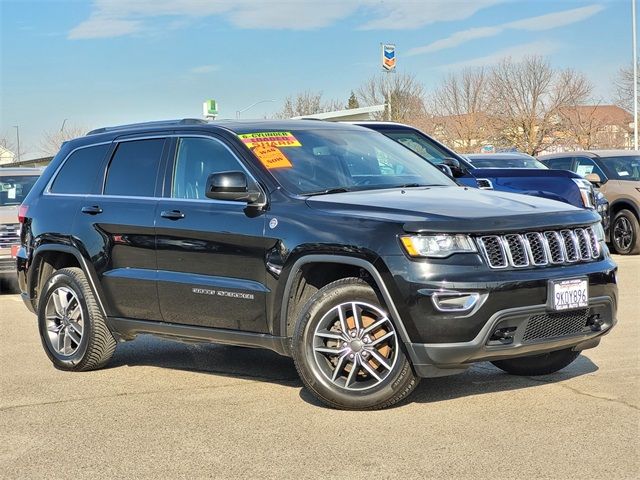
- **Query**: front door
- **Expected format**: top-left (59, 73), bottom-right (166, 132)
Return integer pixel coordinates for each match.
top-left (155, 135), bottom-right (269, 332)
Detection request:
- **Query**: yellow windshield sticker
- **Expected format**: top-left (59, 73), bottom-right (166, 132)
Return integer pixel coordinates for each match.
top-left (252, 144), bottom-right (293, 169)
top-left (239, 131), bottom-right (301, 148)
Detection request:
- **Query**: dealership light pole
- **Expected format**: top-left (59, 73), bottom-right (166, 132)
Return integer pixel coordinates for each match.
top-left (236, 99), bottom-right (275, 119)
top-left (633, 0), bottom-right (638, 149)
top-left (13, 125), bottom-right (20, 163)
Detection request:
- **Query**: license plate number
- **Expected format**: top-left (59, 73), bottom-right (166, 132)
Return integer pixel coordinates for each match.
top-left (549, 278), bottom-right (588, 311)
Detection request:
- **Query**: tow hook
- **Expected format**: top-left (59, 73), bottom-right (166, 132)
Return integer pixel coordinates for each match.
top-left (586, 314), bottom-right (603, 332)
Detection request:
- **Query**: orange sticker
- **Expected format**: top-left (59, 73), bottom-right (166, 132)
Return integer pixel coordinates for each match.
top-left (252, 144), bottom-right (293, 169)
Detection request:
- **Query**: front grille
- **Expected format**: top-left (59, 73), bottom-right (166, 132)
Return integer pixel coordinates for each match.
top-left (0, 223), bottom-right (20, 249)
top-left (522, 309), bottom-right (590, 343)
top-left (478, 226), bottom-right (600, 269)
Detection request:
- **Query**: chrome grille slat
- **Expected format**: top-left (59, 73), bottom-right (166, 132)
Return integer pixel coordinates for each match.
top-left (478, 226), bottom-right (600, 269)
top-left (0, 223), bottom-right (20, 249)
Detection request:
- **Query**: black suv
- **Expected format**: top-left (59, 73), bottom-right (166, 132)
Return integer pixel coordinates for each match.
top-left (17, 119), bottom-right (617, 410)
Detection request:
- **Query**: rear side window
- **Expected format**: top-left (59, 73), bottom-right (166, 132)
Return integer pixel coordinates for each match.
top-left (50, 144), bottom-right (110, 194)
top-left (104, 139), bottom-right (165, 197)
top-left (544, 158), bottom-right (573, 171)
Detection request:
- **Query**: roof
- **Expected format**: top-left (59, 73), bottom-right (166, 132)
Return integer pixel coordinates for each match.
top-left (539, 150), bottom-right (640, 160)
top-left (466, 153), bottom-right (536, 160)
top-left (558, 104), bottom-right (632, 125)
top-left (292, 105), bottom-right (385, 121)
top-left (0, 167), bottom-right (44, 174)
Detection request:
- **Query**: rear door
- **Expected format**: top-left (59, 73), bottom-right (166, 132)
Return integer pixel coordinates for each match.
top-left (73, 136), bottom-right (168, 321)
top-left (155, 134), bottom-right (269, 332)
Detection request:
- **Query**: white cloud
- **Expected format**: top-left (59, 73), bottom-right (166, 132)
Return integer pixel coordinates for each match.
top-left (438, 40), bottom-right (560, 69)
top-left (190, 65), bottom-right (219, 74)
top-left (407, 4), bottom-right (604, 56)
top-left (68, 0), bottom-right (503, 39)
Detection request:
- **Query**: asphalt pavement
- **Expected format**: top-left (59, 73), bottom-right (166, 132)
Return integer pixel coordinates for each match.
top-left (1, 256), bottom-right (638, 479)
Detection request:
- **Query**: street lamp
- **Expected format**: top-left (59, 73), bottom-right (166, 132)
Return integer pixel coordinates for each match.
top-left (236, 99), bottom-right (275, 119)
top-left (13, 126), bottom-right (20, 163)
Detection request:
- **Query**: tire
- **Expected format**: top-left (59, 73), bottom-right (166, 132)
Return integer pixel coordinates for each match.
top-left (491, 348), bottom-right (580, 376)
top-left (611, 209), bottom-right (640, 255)
top-left (291, 277), bottom-right (419, 410)
top-left (37, 267), bottom-right (116, 371)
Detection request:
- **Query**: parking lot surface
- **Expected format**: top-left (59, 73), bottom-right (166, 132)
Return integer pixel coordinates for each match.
top-left (1, 256), bottom-right (638, 480)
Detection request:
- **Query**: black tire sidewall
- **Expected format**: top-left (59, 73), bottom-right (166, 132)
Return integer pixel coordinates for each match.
top-left (612, 209), bottom-right (640, 255)
top-left (37, 270), bottom-right (93, 369)
top-left (293, 280), bottom-right (415, 409)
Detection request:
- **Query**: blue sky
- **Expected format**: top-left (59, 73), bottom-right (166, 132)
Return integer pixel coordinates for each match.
top-left (0, 0), bottom-right (634, 159)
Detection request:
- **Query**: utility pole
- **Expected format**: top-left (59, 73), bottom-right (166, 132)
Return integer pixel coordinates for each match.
top-left (13, 126), bottom-right (20, 163)
top-left (633, 0), bottom-right (638, 149)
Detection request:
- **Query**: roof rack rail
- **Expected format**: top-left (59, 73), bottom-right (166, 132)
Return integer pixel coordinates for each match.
top-left (86, 118), bottom-right (208, 136)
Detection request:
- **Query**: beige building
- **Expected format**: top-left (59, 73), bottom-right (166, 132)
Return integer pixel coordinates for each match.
top-left (0, 146), bottom-right (15, 166)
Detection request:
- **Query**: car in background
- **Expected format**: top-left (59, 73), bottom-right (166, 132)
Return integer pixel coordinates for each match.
top-left (0, 168), bottom-right (42, 288)
top-left (466, 152), bottom-right (547, 169)
top-left (466, 153), bottom-right (610, 232)
top-left (539, 151), bottom-right (640, 255)
top-left (353, 122), bottom-right (604, 220)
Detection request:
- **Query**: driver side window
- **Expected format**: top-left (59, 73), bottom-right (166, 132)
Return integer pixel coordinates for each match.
top-left (172, 137), bottom-right (245, 199)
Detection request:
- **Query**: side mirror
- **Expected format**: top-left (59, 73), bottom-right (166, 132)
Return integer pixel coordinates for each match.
top-left (205, 171), bottom-right (262, 203)
top-left (585, 173), bottom-right (601, 185)
top-left (443, 157), bottom-right (464, 177)
top-left (436, 164), bottom-right (453, 177)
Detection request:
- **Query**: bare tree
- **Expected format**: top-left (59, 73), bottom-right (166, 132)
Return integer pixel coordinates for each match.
top-left (274, 91), bottom-right (344, 118)
top-left (40, 125), bottom-right (87, 156)
top-left (487, 56), bottom-right (592, 155)
top-left (559, 103), bottom-right (632, 150)
top-left (356, 73), bottom-right (426, 123)
top-left (427, 67), bottom-right (492, 153)
top-left (613, 63), bottom-right (638, 113)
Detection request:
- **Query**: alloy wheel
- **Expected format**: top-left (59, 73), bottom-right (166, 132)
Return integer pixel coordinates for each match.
top-left (614, 216), bottom-right (633, 251)
top-left (44, 286), bottom-right (84, 356)
top-left (312, 301), bottom-right (398, 391)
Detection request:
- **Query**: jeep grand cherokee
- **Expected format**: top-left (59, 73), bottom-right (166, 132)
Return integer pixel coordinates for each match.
top-left (16, 119), bottom-right (617, 410)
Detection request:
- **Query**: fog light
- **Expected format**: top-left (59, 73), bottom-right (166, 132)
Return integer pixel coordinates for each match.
top-left (432, 292), bottom-right (480, 312)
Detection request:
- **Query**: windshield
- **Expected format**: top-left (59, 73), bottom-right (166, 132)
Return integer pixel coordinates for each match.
top-left (239, 128), bottom-right (455, 195)
top-left (466, 156), bottom-right (547, 169)
top-left (379, 130), bottom-right (457, 165)
top-left (0, 175), bottom-right (39, 207)
top-left (601, 156), bottom-right (640, 181)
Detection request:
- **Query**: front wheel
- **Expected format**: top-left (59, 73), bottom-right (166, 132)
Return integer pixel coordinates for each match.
top-left (491, 349), bottom-right (580, 376)
top-left (291, 278), bottom-right (419, 410)
top-left (611, 209), bottom-right (640, 255)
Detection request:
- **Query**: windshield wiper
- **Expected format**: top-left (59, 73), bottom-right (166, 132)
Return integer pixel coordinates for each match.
top-left (389, 183), bottom-right (434, 188)
top-left (304, 187), bottom-right (351, 196)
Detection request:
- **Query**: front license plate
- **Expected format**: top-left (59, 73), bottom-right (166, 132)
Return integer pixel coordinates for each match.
top-left (549, 278), bottom-right (589, 311)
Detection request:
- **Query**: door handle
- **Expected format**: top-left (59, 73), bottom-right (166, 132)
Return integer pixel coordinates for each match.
top-left (81, 205), bottom-right (103, 215)
top-left (160, 210), bottom-right (185, 220)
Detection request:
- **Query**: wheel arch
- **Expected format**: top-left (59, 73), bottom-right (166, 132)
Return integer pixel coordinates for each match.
top-left (610, 198), bottom-right (640, 219)
top-left (278, 255), bottom-right (411, 344)
top-left (29, 244), bottom-right (108, 317)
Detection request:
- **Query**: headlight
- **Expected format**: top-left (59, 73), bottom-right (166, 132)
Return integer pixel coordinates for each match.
top-left (572, 178), bottom-right (595, 208)
top-left (400, 234), bottom-right (477, 258)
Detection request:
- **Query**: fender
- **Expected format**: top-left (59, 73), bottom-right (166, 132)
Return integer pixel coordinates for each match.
top-left (30, 244), bottom-right (109, 318)
top-left (278, 254), bottom-right (412, 346)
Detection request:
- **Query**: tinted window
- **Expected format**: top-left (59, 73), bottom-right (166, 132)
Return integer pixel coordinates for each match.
top-left (576, 157), bottom-right (606, 179)
top-left (600, 156), bottom-right (640, 181)
top-left (51, 144), bottom-right (109, 194)
top-left (544, 158), bottom-right (573, 171)
top-left (0, 175), bottom-right (39, 206)
top-left (104, 139), bottom-right (165, 196)
top-left (467, 157), bottom-right (547, 169)
top-left (172, 137), bottom-right (245, 199)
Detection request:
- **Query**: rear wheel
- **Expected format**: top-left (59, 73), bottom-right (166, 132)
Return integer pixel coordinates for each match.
top-left (611, 209), bottom-right (640, 255)
top-left (291, 278), bottom-right (419, 410)
top-left (38, 267), bottom-right (116, 371)
top-left (491, 349), bottom-right (580, 376)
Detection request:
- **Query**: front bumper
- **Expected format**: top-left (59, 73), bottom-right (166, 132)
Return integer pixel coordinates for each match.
top-left (406, 297), bottom-right (615, 377)
top-left (380, 254), bottom-right (618, 377)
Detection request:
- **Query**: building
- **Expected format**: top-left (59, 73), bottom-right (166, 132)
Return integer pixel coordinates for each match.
top-left (0, 146), bottom-right (15, 165)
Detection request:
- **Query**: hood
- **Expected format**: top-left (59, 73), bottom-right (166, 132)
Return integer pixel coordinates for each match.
top-left (0, 204), bottom-right (19, 224)
top-left (305, 186), bottom-right (600, 233)
top-left (468, 168), bottom-right (581, 179)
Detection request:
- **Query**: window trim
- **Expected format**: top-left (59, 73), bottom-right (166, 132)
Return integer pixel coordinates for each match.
top-left (574, 156), bottom-right (608, 181)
